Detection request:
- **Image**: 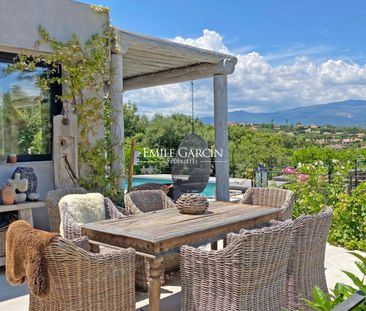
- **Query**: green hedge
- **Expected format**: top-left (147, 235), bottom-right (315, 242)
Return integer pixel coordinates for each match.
top-left (284, 161), bottom-right (366, 251)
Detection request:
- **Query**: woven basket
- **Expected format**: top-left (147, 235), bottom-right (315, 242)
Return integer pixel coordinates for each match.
top-left (176, 193), bottom-right (209, 214)
top-left (0, 226), bottom-right (7, 257)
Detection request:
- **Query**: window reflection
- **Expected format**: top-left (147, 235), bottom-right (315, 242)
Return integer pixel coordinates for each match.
top-left (0, 56), bottom-right (57, 160)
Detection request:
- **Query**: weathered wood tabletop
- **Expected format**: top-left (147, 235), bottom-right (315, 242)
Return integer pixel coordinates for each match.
top-left (81, 201), bottom-right (279, 311)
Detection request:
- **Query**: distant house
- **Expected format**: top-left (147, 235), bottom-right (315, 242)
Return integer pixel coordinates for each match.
top-left (329, 144), bottom-right (345, 150)
top-left (342, 138), bottom-right (353, 145)
top-left (315, 139), bottom-right (326, 145)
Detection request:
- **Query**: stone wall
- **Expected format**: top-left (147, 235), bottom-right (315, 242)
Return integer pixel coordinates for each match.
top-left (0, 0), bottom-right (109, 230)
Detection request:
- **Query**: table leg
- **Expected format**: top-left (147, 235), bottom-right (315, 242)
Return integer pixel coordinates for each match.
top-left (148, 257), bottom-right (163, 311)
top-left (19, 209), bottom-right (33, 226)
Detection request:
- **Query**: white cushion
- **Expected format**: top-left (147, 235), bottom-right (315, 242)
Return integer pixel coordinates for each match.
top-left (59, 193), bottom-right (105, 225)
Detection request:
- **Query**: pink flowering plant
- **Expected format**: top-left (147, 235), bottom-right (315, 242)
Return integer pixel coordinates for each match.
top-left (285, 161), bottom-right (350, 217)
top-left (297, 173), bottom-right (310, 183)
top-left (282, 166), bottom-right (297, 174)
top-left (282, 166), bottom-right (310, 182)
top-left (284, 160), bottom-right (366, 251)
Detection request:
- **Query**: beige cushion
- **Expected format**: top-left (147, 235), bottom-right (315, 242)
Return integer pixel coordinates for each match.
top-left (59, 193), bottom-right (105, 225)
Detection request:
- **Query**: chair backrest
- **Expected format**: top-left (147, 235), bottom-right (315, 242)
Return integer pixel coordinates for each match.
top-left (124, 190), bottom-right (171, 214)
top-left (242, 187), bottom-right (295, 220)
top-left (244, 187), bottom-right (294, 207)
top-left (225, 220), bottom-right (294, 310)
top-left (46, 187), bottom-right (87, 233)
top-left (29, 237), bottom-right (136, 311)
top-left (285, 207), bottom-right (333, 310)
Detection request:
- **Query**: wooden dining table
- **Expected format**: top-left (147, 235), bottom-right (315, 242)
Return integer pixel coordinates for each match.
top-left (81, 201), bottom-right (279, 311)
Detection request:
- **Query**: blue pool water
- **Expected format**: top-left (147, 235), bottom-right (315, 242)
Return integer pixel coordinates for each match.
top-left (125, 176), bottom-right (216, 198)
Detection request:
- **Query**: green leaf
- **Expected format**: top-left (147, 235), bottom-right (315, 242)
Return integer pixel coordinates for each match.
top-left (343, 271), bottom-right (366, 291)
top-left (310, 286), bottom-right (333, 310)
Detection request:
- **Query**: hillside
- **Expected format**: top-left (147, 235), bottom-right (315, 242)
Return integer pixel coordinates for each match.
top-left (201, 100), bottom-right (366, 127)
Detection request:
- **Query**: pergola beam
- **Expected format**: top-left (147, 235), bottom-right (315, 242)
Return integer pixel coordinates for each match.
top-left (120, 30), bottom-right (232, 64)
top-left (123, 58), bottom-right (237, 91)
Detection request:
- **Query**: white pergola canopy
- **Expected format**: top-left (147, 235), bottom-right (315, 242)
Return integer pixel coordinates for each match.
top-left (110, 28), bottom-right (236, 202)
top-left (118, 29), bottom-right (237, 91)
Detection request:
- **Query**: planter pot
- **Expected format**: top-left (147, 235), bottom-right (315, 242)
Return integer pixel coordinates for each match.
top-left (7, 154), bottom-right (17, 164)
top-left (2, 185), bottom-right (15, 205)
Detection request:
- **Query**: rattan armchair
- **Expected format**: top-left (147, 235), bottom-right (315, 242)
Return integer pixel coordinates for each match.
top-left (241, 187), bottom-right (295, 220)
top-left (29, 236), bottom-right (135, 311)
top-left (46, 187), bottom-right (87, 233)
top-left (124, 189), bottom-right (175, 215)
top-left (180, 220), bottom-right (294, 311)
top-left (59, 197), bottom-right (125, 240)
top-left (124, 190), bottom-right (179, 290)
top-left (284, 207), bottom-right (333, 311)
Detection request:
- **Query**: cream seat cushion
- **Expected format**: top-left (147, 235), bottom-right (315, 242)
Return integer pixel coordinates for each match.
top-left (59, 193), bottom-right (105, 225)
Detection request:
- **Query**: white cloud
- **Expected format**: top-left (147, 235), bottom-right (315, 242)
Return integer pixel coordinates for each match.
top-left (124, 29), bottom-right (366, 116)
top-left (173, 29), bottom-right (230, 54)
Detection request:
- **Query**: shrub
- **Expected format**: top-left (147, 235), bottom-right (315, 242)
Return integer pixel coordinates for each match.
top-left (306, 252), bottom-right (366, 311)
top-left (285, 161), bottom-right (366, 251)
top-left (329, 183), bottom-right (366, 251)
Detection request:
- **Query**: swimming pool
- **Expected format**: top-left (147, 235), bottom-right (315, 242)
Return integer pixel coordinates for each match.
top-left (125, 176), bottom-right (216, 198)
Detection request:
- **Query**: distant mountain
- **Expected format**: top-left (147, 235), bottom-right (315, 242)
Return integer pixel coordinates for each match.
top-left (201, 100), bottom-right (366, 127)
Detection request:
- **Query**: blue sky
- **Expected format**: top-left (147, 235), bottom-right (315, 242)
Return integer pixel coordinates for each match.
top-left (82, 0), bottom-right (366, 63)
top-left (79, 0), bottom-right (366, 116)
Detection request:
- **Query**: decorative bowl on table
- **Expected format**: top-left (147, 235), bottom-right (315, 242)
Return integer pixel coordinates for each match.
top-left (176, 193), bottom-right (209, 215)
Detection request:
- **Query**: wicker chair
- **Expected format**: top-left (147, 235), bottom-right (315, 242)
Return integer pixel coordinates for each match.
top-left (124, 189), bottom-right (175, 215)
top-left (124, 190), bottom-right (179, 290)
top-left (284, 207), bottom-right (333, 311)
top-left (59, 196), bottom-right (125, 239)
top-left (29, 236), bottom-right (135, 311)
top-left (46, 187), bottom-right (87, 233)
top-left (180, 220), bottom-right (294, 311)
top-left (241, 187), bottom-right (295, 220)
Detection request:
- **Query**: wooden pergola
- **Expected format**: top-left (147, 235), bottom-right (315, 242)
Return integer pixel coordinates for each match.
top-left (110, 28), bottom-right (237, 202)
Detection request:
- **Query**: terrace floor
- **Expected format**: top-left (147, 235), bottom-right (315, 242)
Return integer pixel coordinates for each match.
top-left (0, 244), bottom-right (362, 311)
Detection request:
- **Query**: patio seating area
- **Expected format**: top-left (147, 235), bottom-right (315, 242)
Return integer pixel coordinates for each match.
top-left (0, 1), bottom-right (365, 310)
top-left (0, 241), bottom-right (364, 311)
top-left (0, 186), bottom-right (363, 310)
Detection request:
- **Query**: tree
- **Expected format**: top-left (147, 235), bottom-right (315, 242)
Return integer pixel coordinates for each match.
top-left (143, 114), bottom-right (195, 150)
top-left (123, 102), bottom-right (148, 140)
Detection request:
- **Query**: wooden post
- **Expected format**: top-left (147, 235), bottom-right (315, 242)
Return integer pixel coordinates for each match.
top-left (53, 113), bottom-right (79, 189)
top-left (214, 74), bottom-right (230, 201)
top-left (110, 46), bottom-right (125, 196)
top-left (128, 137), bottom-right (136, 192)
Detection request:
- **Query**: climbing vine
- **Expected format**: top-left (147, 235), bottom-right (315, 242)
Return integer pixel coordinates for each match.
top-left (7, 9), bottom-right (124, 203)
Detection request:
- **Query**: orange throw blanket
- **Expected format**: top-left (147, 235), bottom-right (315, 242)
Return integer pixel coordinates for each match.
top-left (5, 220), bottom-right (58, 296)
